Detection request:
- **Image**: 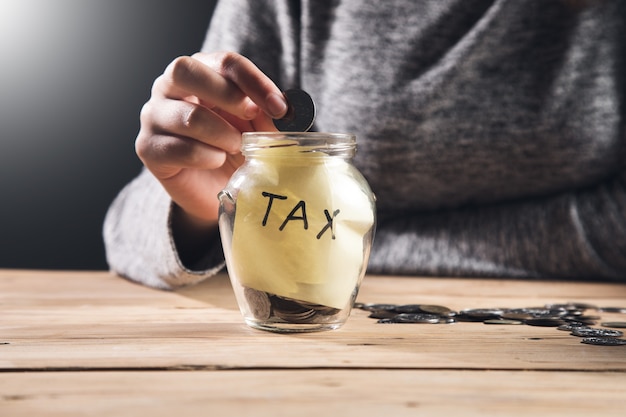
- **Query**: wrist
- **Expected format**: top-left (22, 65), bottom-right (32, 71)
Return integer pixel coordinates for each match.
top-left (170, 204), bottom-right (220, 268)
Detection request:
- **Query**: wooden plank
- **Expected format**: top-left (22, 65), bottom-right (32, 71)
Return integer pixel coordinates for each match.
top-left (1, 369), bottom-right (625, 417)
top-left (1, 270), bottom-right (625, 371)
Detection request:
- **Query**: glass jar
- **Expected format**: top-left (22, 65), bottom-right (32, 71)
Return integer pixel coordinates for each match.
top-left (218, 132), bottom-right (376, 333)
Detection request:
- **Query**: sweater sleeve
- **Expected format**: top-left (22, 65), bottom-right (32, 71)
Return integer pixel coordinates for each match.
top-left (103, 169), bottom-right (225, 289)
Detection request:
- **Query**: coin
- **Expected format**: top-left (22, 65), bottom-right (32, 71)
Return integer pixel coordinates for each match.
top-left (580, 337), bottom-right (626, 346)
top-left (389, 313), bottom-right (441, 324)
top-left (599, 307), bottom-right (626, 314)
top-left (439, 317), bottom-right (457, 324)
top-left (243, 287), bottom-right (272, 321)
top-left (483, 319), bottom-right (524, 325)
top-left (273, 89), bottom-right (316, 132)
top-left (358, 299), bottom-right (626, 351)
top-left (298, 300), bottom-right (340, 317)
top-left (601, 322), bottom-right (626, 328)
top-left (456, 308), bottom-right (503, 321)
top-left (525, 318), bottom-right (567, 327)
top-left (368, 310), bottom-right (398, 319)
top-left (270, 295), bottom-right (317, 323)
top-left (570, 328), bottom-right (624, 338)
top-left (394, 304), bottom-right (425, 313)
top-left (501, 312), bottom-right (534, 321)
top-left (359, 303), bottom-right (398, 312)
top-left (566, 301), bottom-right (598, 310)
top-left (419, 305), bottom-right (455, 316)
top-left (557, 323), bottom-right (589, 331)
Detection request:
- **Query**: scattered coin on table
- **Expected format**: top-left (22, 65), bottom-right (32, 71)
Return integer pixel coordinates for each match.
top-left (354, 302), bottom-right (626, 346)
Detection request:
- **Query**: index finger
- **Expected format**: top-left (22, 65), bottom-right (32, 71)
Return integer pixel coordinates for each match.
top-left (196, 51), bottom-right (288, 119)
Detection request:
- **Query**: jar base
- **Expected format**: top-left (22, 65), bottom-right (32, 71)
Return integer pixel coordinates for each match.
top-left (245, 318), bottom-right (345, 333)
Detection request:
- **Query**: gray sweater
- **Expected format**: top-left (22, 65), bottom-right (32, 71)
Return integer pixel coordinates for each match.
top-left (104, 0), bottom-right (626, 288)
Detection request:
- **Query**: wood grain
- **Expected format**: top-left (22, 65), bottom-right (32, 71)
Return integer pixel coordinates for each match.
top-left (1, 369), bottom-right (625, 417)
top-left (2, 270), bottom-right (625, 371)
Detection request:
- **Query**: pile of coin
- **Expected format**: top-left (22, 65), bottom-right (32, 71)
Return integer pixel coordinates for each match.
top-left (244, 287), bottom-right (340, 324)
top-left (354, 301), bottom-right (626, 346)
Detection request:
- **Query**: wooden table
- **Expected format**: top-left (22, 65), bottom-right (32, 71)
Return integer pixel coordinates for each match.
top-left (1, 269), bottom-right (625, 416)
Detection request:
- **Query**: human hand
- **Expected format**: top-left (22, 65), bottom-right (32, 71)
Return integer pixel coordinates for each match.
top-left (135, 52), bottom-right (287, 232)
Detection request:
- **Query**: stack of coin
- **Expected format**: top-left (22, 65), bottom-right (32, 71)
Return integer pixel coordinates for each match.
top-left (244, 286), bottom-right (340, 324)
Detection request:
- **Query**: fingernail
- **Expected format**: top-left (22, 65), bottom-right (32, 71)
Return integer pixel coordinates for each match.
top-left (266, 93), bottom-right (288, 119)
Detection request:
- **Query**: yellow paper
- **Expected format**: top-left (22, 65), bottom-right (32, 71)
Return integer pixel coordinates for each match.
top-left (230, 150), bottom-right (374, 309)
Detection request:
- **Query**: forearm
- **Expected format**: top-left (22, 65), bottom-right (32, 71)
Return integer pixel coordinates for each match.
top-left (103, 169), bottom-right (225, 289)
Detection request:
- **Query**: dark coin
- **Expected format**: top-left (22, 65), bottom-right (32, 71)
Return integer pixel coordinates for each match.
top-left (368, 310), bottom-right (398, 319)
top-left (394, 304), bottom-right (426, 314)
top-left (580, 337), bottom-right (626, 346)
top-left (270, 295), bottom-right (317, 323)
top-left (570, 328), bottom-right (624, 338)
top-left (601, 322), bottom-right (626, 329)
top-left (243, 287), bottom-right (272, 321)
top-left (524, 318), bottom-right (567, 327)
top-left (599, 307), bottom-right (626, 314)
top-left (419, 305), bottom-right (455, 316)
top-left (483, 319), bottom-right (524, 325)
top-left (566, 302), bottom-right (598, 310)
top-left (273, 89), bottom-right (316, 132)
top-left (359, 303), bottom-right (398, 312)
top-left (298, 300), bottom-right (340, 316)
top-left (457, 308), bottom-right (503, 321)
top-left (501, 312), bottom-right (534, 321)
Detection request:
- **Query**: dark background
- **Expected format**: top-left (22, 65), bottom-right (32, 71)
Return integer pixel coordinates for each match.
top-left (0, 0), bottom-right (217, 270)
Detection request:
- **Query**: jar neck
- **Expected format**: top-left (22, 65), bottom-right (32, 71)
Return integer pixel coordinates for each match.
top-left (241, 132), bottom-right (356, 158)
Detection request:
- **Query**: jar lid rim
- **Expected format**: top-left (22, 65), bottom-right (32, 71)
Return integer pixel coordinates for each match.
top-left (241, 132), bottom-right (356, 156)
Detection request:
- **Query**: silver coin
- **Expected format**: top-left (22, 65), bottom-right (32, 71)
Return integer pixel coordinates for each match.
top-left (570, 327), bottom-right (624, 338)
top-left (243, 287), bottom-right (272, 321)
top-left (483, 319), bottom-right (524, 325)
top-left (389, 313), bottom-right (441, 324)
top-left (439, 317), bottom-right (457, 324)
top-left (359, 303), bottom-right (398, 312)
top-left (557, 323), bottom-right (590, 331)
top-left (273, 89), bottom-right (316, 132)
top-left (580, 337), bottom-right (626, 346)
top-left (501, 312), bottom-right (534, 321)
